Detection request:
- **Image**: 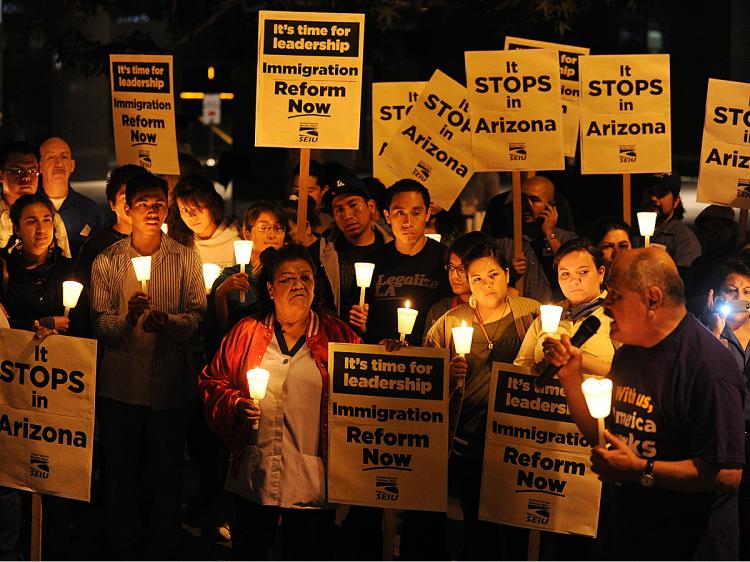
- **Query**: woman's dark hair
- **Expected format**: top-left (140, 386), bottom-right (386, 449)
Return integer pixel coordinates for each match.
top-left (553, 238), bottom-right (605, 270)
top-left (588, 216), bottom-right (631, 246)
top-left (106, 164), bottom-right (147, 205)
top-left (5, 193), bottom-right (57, 254)
top-left (9, 193), bottom-right (55, 228)
top-left (718, 250), bottom-right (750, 290)
top-left (242, 201), bottom-right (290, 233)
top-left (255, 244), bottom-right (318, 313)
top-left (446, 231), bottom-right (493, 263)
top-left (462, 239), bottom-right (509, 271)
top-left (167, 174), bottom-right (225, 247)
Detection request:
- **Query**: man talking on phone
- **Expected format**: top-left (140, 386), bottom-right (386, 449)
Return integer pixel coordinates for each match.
top-left (496, 175), bottom-right (577, 302)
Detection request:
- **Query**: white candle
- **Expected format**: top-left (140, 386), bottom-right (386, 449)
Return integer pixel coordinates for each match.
top-left (637, 211), bottom-right (657, 248)
top-left (581, 377), bottom-right (613, 447)
top-left (234, 240), bottom-right (253, 303)
top-left (354, 262), bottom-right (375, 307)
top-left (452, 320), bottom-right (474, 355)
top-left (425, 233), bottom-right (442, 243)
top-left (246, 368), bottom-right (271, 430)
top-left (397, 300), bottom-right (419, 342)
top-left (203, 263), bottom-right (221, 294)
top-left (62, 280), bottom-right (83, 318)
top-left (160, 223), bottom-right (168, 235)
top-left (540, 305), bottom-right (563, 334)
top-left (131, 256), bottom-right (152, 293)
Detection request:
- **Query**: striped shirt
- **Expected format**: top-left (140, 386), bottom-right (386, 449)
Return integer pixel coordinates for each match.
top-left (91, 235), bottom-right (207, 410)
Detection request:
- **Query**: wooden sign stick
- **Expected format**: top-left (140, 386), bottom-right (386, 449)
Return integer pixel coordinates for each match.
top-left (382, 508), bottom-right (397, 560)
top-left (512, 171), bottom-right (525, 296)
top-left (527, 528), bottom-right (541, 561)
top-left (31, 492), bottom-right (43, 561)
top-left (622, 174), bottom-right (632, 225)
top-left (296, 148), bottom-right (312, 245)
top-left (739, 209), bottom-right (748, 247)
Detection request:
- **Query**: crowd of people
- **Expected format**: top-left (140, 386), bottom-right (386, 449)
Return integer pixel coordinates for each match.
top-left (0, 136), bottom-right (747, 561)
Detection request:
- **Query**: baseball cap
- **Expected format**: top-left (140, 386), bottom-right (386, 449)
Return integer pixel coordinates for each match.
top-left (329, 176), bottom-right (371, 202)
top-left (644, 171), bottom-right (681, 198)
top-left (695, 204), bottom-right (736, 226)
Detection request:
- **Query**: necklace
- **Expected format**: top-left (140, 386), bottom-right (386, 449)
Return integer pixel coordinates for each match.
top-left (473, 300), bottom-right (510, 350)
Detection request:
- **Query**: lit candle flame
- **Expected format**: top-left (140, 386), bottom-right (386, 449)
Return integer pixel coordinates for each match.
top-left (461, 320), bottom-right (466, 327)
top-left (405, 300), bottom-right (411, 309)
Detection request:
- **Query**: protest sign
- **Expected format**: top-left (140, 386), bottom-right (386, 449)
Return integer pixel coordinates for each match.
top-left (0, 329), bottom-right (97, 502)
top-left (372, 82), bottom-right (427, 187)
top-left (328, 343), bottom-right (449, 511)
top-left (479, 363), bottom-right (601, 536)
top-left (109, 54), bottom-right (179, 174)
top-left (505, 37), bottom-right (589, 158)
top-left (579, 54), bottom-right (671, 174)
top-left (383, 70), bottom-right (475, 210)
top-left (697, 78), bottom-right (750, 209)
top-left (466, 49), bottom-right (564, 171)
top-left (255, 11), bottom-right (365, 149)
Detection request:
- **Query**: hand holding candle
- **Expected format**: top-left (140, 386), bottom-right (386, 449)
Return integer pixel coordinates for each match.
top-left (131, 256), bottom-right (152, 293)
top-left (397, 300), bottom-right (419, 343)
top-left (581, 377), bottom-right (613, 447)
top-left (637, 212), bottom-right (657, 248)
top-left (246, 368), bottom-right (270, 430)
top-left (62, 281), bottom-right (83, 318)
top-left (354, 262), bottom-right (375, 307)
top-left (203, 263), bottom-right (221, 295)
top-left (234, 241), bottom-right (253, 303)
top-left (425, 233), bottom-right (442, 243)
top-left (451, 320), bottom-right (473, 392)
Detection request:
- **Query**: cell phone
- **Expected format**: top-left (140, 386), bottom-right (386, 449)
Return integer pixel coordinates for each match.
top-left (714, 298), bottom-right (750, 315)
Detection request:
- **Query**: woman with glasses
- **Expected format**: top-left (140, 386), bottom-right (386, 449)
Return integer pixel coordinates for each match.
top-left (207, 201), bottom-right (289, 348)
top-left (422, 231), bottom-right (492, 340)
top-left (167, 174), bottom-right (240, 267)
top-left (514, 238), bottom-right (615, 378)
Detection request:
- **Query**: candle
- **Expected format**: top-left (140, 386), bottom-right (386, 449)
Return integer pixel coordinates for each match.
top-left (246, 368), bottom-right (271, 430)
top-left (425, 233), bottom-right (442, 243)
top-left (62, 280), bottom-right (83, 318)
top-left (397, 300), bottom-right (419, 342)
top-left (637, 212), bottom-right (657, 248)
top-left (234, 240), bottom-right (253, 303)
top-left (131, 256), bottom-right (152, 293)
top-left (160, 223), bottom-right (168, 235)
top-left (203, 263), bottom-right (221, 294)
top-left (354, 262), bottom-right (375, 307)
top-left (452, 320), bottom-right (474, 393)
top-left (581, 377), bottom-right (613, 446)
top-left (540, 305), bottom-right (563, 335)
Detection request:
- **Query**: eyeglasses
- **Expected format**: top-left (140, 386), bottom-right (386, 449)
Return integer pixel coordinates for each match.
top-left (254, 223), bottom-right (287, 234)
top-left (445, 263), bottom-right (465, 274)
top-left (4, 168), bottom-right (40, 178)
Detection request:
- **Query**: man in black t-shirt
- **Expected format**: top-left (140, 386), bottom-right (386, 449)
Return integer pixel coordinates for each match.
top-left (351, 179), bottom-right (450, 345)
top-left (549, 247), bottom-right (746, 560)
top-left (308, 176), bottom-right (392, 319)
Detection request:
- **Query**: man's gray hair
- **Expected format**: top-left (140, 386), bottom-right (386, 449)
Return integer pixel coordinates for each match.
top-left (626, 250), bottom-right (685, 306)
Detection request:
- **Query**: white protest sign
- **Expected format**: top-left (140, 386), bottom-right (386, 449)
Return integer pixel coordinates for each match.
top-left (372, 82), bottom-right (427, 187)
top-left (109, 54), bottom-right (179, 174)
top-left (0, 329), bottom-right (97, 502)
top-left (465, 48), bottom-right (565, 171)
top-left (697, 78), bottom-right (750, 209)
top-left (255, 11), bottom-right (365, 149)
top-left (383, 70), bottom-right (474, 210)
top-left (479, 363), bottom-right (601, 537)
top-left (505, 37), bottom-right (590, 158)
top-left (579, 54), bottom-right (671, 174)
top-left (328, 343), bottom-right (449, 511)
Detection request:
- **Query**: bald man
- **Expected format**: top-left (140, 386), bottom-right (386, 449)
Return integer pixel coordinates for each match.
top-left (40, 136), bottom-right (103, 258)
top-left (548, 248), bottom-right (746, 559)
top-left (496, 175), bottom-right (577, 302)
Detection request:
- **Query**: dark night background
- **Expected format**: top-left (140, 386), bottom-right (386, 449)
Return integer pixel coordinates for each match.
top-left (2, 0), bottom-right (749, 229)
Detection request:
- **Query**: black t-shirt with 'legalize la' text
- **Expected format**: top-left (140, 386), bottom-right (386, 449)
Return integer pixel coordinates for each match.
top-left (365, 238), bottom-right (450, 345)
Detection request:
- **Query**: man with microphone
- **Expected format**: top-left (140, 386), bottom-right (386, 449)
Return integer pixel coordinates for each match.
top-left (546, 247), bottom-right (745, 560)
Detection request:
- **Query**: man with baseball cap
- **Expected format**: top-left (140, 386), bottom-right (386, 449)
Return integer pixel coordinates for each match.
top-left (308, 175), bottom-right (392, 319)
top-left (641, 171), bottom-right (701, 269)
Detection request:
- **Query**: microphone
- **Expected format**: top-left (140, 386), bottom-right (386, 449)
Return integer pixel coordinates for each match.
top-left (534, 315), bottom-right (601, 391)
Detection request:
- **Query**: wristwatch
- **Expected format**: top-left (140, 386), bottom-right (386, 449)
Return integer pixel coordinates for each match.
top-left (640, 458), bottom-right (655, 487)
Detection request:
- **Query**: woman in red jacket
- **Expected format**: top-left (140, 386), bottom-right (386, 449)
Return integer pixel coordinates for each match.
top-left (200, 243), bottom-right (361, 560)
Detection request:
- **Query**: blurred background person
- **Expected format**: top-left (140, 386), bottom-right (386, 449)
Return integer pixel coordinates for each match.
top-left (589, 216), bottom-right (633, 273)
